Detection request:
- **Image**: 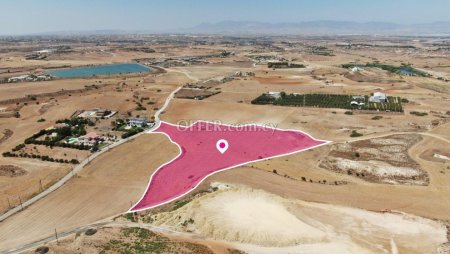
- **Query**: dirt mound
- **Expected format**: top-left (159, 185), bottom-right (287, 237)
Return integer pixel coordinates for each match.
top-left (146, 183), bottom-right (447, 253)
top-left (0, 165), bottom-right (27, 177)
top-left (150, 186), bottom-right (327, 247)
top-left (320, 134), bottom-right (428, 185)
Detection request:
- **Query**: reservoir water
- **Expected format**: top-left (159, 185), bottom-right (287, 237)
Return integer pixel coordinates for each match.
top-left (47, 63), bottom-right (151, 78)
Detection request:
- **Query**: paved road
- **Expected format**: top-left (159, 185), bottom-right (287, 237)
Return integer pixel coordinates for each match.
top-left (2, 66), bottom-right (450, 251)
top-left (0, 78), bottom-right (184, 223)
top-left (346, 130), bottom-right (450, 145)
top-left (5, 124), bottom-right (450, 253)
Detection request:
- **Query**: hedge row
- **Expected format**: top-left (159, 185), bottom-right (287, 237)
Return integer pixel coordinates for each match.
top-left (2, 152), bottom-right (79, 164)
top-left (252, 93), bottom-right (404, 112)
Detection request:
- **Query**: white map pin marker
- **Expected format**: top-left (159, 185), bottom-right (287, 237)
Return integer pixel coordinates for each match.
top-left (216, 139), bottom-right (229, 154)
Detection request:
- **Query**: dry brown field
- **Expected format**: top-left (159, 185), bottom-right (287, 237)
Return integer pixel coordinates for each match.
top-left (0, 36), bottom-right (449, 253)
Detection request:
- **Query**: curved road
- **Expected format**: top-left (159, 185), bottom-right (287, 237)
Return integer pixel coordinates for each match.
top-left (0, 74), bottom-right (184, 223)
top-left (4, 219), bottom-right (196, 254)
top-left (2, 65), bottom-right (450, 251)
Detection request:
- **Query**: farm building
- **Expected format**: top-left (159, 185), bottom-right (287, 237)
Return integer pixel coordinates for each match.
top-left (369, 92), bottom-right (387, 103)
top-left (8, 75), bottom-right (31, 83)
top-left (77, 108), bottom-right (116, 119)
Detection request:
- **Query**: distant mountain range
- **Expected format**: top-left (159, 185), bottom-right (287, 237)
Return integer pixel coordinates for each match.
top-left (178, 20), bottom-right (450, 36)
top-left (9, 20), bottom-right (450, 36)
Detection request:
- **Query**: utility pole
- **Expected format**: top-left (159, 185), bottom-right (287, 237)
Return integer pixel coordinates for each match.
top-left (39, 179), bottom-right (43, 192)
top-left (7, 197), bottom-right (11, 209)
top-left (18, 195), bottom-right (23, 211)
top-left (54, 228), bottom-right (59, 243)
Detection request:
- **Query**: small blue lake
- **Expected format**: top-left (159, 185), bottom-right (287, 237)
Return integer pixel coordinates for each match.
top-left (47, 63), bottom-right (151, 78)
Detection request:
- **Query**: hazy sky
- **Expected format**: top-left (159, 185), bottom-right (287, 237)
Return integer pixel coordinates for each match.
top-left (1, 0), bottom-right (450, 35)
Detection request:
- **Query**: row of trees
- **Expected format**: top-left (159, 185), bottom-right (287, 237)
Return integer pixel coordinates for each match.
top-left (268, 62), bottom-right (306, 69)
top-left (302, 94), bottom-right (355, 109)
top-left (12, 143), bottom-right (25, 152)
top-left (251, 93), bottom-right (404, 112)
top-left (2, 152), bottom-right (79, 164)
top-left (24, 139), bottom-right (92, 150)
top-left (56, 117), bottom-right (94, 127)
top-left (342, 62), bottom-right (429, 77)
top-left (251, 94), bottom-right (277, 105)
top-left (365, 97), bottom-right (403, 112)
top-left (121, 127), bottom-right (144, 139)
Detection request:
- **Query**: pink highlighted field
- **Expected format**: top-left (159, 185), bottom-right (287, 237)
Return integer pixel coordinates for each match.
top-left (130, 121), bottom-right (328, 212)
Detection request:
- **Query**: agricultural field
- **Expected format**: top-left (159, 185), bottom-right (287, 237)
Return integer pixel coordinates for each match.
top-left (0, 32), bottom-right (449, 254)
top-left (251, 92), bottom-right (404, 112)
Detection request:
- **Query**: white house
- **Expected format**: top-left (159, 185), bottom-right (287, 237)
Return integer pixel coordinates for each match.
top-left (369, 92), bottom-right (387, 103)
top-left (351, 66), bottom-right (364, 72)
top-left (8, 75), bottom-right (30, 83)
top-left (350, 101), bottom-right (365, 106)
top-left (127, 117), bottom-right (148, 127)
top-left (266, 91), bottom-right (281, 99)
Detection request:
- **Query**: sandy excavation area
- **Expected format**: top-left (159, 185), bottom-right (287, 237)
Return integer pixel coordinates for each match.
top-left (148, 183), bottom-right (448, 254)
top-left (0, 35), bottom-right (449, 253)
top-left (320, 134), bottom-right (429, 185)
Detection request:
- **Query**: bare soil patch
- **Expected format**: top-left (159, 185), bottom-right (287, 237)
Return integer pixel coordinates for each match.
top-left (146, 183), bottom-right (447, 254)
top-left (320, 134), bottom-right (428, 185)
top-left (0, 134), bottom-right (179, 252)
top-left (0, 129), bottom-right (13, 144)
top-left (175, 88), bottom-right (220, 100)
top-left (0, 165), bottom-right (27, 177)
top-left (344, 68), bottom-right (402, 83)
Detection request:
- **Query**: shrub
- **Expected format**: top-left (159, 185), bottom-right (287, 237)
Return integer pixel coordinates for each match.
top-left (35, 246), bottom-right (49, 254)
top-left (12, 143), bottom-right (25, 152)
top-left (85, 228), bottom-right (97, 236)
top-left (344, 111), bottom-right (353, 115)
top-left (350, 130), bottom-right (363, 137)
top-left (121, 127), bottom-right (144, 139)
top-left (410, 111), bottom-right (428, 116)
top-left (371, 116), bottom-right (383, 120)
top-left (125, 213), bottom-right (136, 222)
